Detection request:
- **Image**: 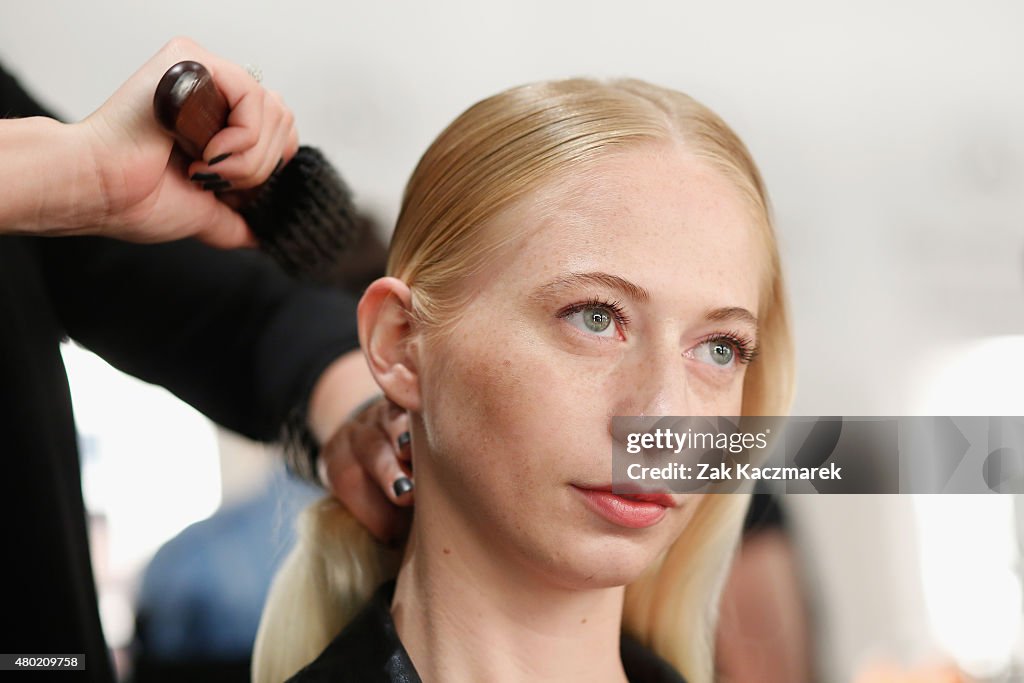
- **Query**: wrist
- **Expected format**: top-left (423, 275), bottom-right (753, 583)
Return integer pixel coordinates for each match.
top-left (65, 118), bottom-right (121, 231)
top-left (37, 118), bottom-right (110, 233)
top-left (0, 117), bottom-right (99, 233)
top-left (36, 118), bottom-right (107, 231)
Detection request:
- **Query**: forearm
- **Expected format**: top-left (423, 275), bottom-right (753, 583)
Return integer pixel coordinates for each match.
top-left (38, 235), bottom-right (363, 441)
top-left (0, 118), bottom-right (101, 234)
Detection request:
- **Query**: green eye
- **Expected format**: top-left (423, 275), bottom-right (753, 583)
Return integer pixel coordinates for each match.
top-left (582, 306), bottom-right (612, 333)
top-left (561, 301), bottom-right (622, 339)
top-left (691, 335), bottom-right (753, 369)
top-left (688, 332), bottom-right (757, 369)
top-left (709, 342), bottom-right (734, 366)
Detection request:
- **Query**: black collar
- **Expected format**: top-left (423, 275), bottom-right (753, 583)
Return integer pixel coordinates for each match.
top-left (287, 579), bottom-right (687, 683)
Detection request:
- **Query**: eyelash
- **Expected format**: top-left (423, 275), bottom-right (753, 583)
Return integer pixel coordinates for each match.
top-left (558, 296), bottom-right (632, 330)
top-left (557, 298), bottom-right (759, 364)
top-left (699, 331), bottom-right (760, 365)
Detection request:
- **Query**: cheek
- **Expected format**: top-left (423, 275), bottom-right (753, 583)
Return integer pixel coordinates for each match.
top-left (684, 366), bottom-right (748, 417)
top-left (419, 331), bottom-right (542, 486)
top-left (720, 371), bottom-right (748, 415)
top-left (450, 355), bottom-right (524, 451)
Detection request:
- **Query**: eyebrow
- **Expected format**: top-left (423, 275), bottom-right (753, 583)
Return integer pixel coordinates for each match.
top-left (703, 306), bottom-right (760, 332)
top-left (532, 271), bottom-right (651, 304)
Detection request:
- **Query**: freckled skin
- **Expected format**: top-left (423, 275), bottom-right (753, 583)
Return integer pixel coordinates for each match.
top-left (411, 142), bottom-right (764, 590)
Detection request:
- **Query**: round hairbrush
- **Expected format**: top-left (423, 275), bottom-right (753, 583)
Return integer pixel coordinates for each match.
top-left (154, 60), bottom-right (362, 281)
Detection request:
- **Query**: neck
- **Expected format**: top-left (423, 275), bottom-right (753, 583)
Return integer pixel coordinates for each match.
top-left (391, 495), bottom-right (631, 683)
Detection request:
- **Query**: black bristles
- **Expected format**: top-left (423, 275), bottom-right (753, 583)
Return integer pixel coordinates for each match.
top-left (241, 146), bottom-right (363, 282)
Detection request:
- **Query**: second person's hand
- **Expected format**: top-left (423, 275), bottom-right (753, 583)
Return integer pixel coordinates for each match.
top-left (73, 36), bottom-right (298, 247)
top-left (318, 396), bottom-right (414, 544)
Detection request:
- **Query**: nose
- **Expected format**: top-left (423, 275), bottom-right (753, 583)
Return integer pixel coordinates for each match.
top-left (612, 343), bottom-right (693, 418)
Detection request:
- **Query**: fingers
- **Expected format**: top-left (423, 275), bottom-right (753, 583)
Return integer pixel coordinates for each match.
top-left (321, 422), bottom-right (412, 543)
top-left (187, 88), bottom-right (296, 190)
top-left (327, 454), bottom-right (407, 543)
top-left (152, 39), bottom-right (299, 197)
top-left (82, 36), bottom-right (290, 246)
top-left (201, 83), bottom-right (264, 164)
top-left (187, 71), bottom-right (298, 190)
top-left (351, 401), bottom-right (414, 507)
top-left (378, 399), bottom-right (412, 469)
top-left (319, 396), bottom-right (416, 543)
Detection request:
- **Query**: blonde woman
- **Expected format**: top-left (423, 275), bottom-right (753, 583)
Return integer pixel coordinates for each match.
top-left (254, 77), bottom-right (795, 683)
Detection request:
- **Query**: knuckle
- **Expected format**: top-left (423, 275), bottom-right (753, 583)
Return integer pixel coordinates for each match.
top-left (274, 105), bottom-right (290, 129)
top-left (164, 36), bottom-right (198, 57)
top-left (264, 102), bottom-right (283, 128)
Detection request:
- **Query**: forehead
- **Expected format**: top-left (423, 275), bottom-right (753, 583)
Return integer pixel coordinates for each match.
top-left (486, 144), bottom-right (765, 313)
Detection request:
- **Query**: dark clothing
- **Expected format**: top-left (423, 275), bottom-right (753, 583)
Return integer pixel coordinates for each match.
top-left (0, 63), bottom-right (360, 681)
top-left (288, 579), bottom-right (688, 683)
top-left (742, 489), bottom-right (787, 535)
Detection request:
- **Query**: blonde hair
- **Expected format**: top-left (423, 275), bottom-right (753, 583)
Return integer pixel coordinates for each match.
top-left (254, 78), bottom-right (794, 683)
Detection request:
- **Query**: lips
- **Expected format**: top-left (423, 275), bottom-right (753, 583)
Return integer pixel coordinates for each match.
top-left (585, 485), bottom-right (671, 507)
top-left (573, 485), bottom-right (676, 529)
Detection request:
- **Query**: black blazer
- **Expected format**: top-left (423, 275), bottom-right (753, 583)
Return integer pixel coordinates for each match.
top-left (286, 580), bottom-right (688, 683)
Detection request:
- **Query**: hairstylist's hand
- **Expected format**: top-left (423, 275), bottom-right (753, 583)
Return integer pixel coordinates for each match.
top-left (306, 351), bottom-right (414, 544)
top-left (318, 397), bottom-right (414, 543)
top-left (35, 37), bottom-right (296, 246)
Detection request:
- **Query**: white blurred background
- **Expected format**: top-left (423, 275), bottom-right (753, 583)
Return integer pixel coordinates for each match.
top-left (2, 1), bottom-right (1022, 681)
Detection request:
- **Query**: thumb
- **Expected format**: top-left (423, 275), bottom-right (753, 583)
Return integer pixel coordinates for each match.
top-left (192, 201), bottom-right (259, 249)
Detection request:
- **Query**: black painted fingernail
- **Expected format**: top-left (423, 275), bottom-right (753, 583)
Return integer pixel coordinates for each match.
top-left (202, 179), bottom-right (232, 192)
top-left (191, 172), bottom-right (222, 182)
top-left (397, 431), bottom-right (410, 449)
top-left (208, 152), bottom-right (232, 166)
top-left (393, 477), bottom-right (414, 497)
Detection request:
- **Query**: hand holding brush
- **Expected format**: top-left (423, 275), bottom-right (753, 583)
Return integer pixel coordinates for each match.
top-left (154, 53), bottom-right (362, 280)
top-left (7, 37), bottom-right (360, 281)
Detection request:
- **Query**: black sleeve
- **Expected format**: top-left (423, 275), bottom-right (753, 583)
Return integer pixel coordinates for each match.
top-left (1, 61), bottom-right (60, 118)
top-left (37, 236), bottom-right (360, 441)
top-left (2, 60), bottom-right (362, 441)
top-left (742, 488), bottom-right (788, 536)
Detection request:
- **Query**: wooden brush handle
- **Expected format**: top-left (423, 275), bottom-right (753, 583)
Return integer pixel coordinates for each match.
top-left (153, 61), bottom-right (229, 160)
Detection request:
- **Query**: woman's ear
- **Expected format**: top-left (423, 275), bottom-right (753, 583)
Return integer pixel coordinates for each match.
top-left (357, 277), bottom-right (421, 412)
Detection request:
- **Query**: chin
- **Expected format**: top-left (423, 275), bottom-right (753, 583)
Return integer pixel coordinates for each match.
top-left (533, 532), bottom-right (670, 591)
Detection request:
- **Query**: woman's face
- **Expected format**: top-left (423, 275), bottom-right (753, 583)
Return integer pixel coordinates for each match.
top-left (413, 142), bottom-right (764, 588)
